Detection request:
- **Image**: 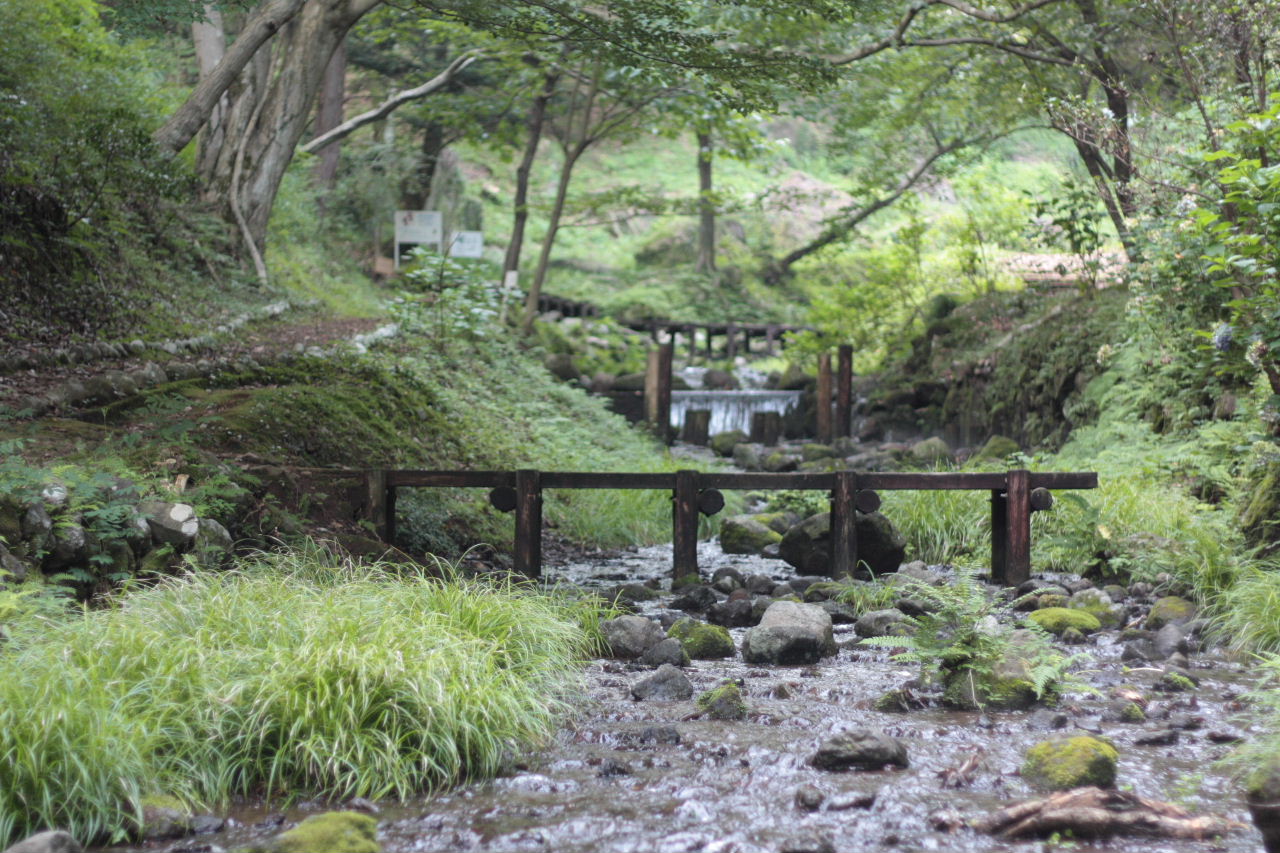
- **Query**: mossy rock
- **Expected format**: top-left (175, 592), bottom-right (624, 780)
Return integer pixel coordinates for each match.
top-left (943, 668), bottom-right (1037, 711)
top-left (801, 581), bottom-right (846, 602)
top-left (971, 435), bottom-right (1020, 463)
top-left (696, 681), bottom-right (748, 720)
top-left (909, 437), bottom-right (952, 464)
top-left (251, 812), bottom-right (380, 853)
top-left (753, 511), bottom-right (798, 535)
top-left (708, 430), bottom-right (748, 457)
top-left (669, 617), bottom-right (734, 659)
top-left (762, 451), bottom-right (798, 473)
top-left (801, 444), bottom-right (836, 461)
top-left (719, 515), bottom-right (782, 555)
top-left (1145, 596), bottom-right (1197, 630)
top-left (1022, 735), bottom-right (1118, 790)
top-left (1119, 701), bottom-right (1147, 723)
top-left (1240, 460), bottom-right (1280, 547)
top-left (1028, 607), bottom-right (1101, 635)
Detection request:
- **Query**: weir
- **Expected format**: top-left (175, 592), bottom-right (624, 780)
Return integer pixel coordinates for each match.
top-left (668, 389), bottom-right (802, 435)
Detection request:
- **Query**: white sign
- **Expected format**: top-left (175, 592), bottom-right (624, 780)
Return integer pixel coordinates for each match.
top-left (395, 210), bottom-right (442, 245)
top-left (449, 230), bottom-right (484, 259)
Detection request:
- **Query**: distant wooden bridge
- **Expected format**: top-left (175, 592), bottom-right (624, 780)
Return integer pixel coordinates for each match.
top-left (360, 468), bottom-right (1098, 587)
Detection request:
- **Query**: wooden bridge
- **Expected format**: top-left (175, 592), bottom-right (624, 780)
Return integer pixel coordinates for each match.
top-left (362, 468), bottom-right (1098, 587)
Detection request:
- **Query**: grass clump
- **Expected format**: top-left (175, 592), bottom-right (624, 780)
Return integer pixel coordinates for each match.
top-left (0, 545), bottom-right (597, 847)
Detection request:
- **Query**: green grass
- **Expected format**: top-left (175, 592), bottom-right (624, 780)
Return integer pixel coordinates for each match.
top-left (0, 545), bottom-right (598, 847)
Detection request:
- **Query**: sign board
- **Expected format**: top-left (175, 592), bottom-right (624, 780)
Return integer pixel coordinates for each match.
top-left (393, 210), bottom-right (442, 269)
top-left (449, 230), bottom-right (484, 259)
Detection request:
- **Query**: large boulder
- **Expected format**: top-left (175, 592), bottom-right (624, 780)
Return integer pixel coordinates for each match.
top-left (709, 430), bottom-right (748, 457)
top-left (601, 615), bottom-right (666, 659)
top-left (1145, 596), bottom-right (1197, 630)
top-left (809, 729), bottom-right (908, 772)
top-left (943, 629), bottom-right (1043, 711)
top-left (140, 502), bottom-right (199, 548)
top-left (1, 831), bottom-right (83, 853)
top-left (631, 664), bottom-right (694, 701)
top-left (1021, 736), bottom-right (1118, 791)
top-left (741, 601), bottom-right (836, 665)
top-left (971, 435), bottom-right (1020, 463)
top-left (668, 617), bottom-right (735, 659)
top-left (779, 512), bottom-right (906, 577)
top-left (1028, 607), bottom-right (1101, 635)
top-left (719, 515), bottom-right (782, 555)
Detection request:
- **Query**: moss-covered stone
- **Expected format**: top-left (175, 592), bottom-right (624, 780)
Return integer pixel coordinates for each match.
top-left (1021, 736), bottom-right (1118, 790)
top-left (1028, 607), bottom-right (1101, 635)
top-left (762, 450), bottom-right (798, 473)
top-left (696, 681), bottom-right (748, 720)
top-left (909, 437), bottom-right (952, 464)
top-left (669, 617), bottom-right (734, 659)
top-left (264, 812), bottom-right (380, 853)
top-left (801, 444), bottom-right (836, 461)
top-left (709, 430), bottom-right (748, 457)
top-left (1119, 702), bottom-right (1147, 723)
top-left (971, 435), bottom-right (1021, 463)
top-left (1157, 671), bottom-right (1196, 692)
top-left (943, 668), bottom-right (1038, 711)
top-left (138, 794), bottom-right (193, 841)
top-left (719, 515), bottom-right (782, 555)
top-left (1145, 596), bottom-right (1197, 630)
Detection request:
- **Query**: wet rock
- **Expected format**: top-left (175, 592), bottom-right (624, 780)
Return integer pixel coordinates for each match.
top-left (745, 574), bottom-right (777, 596)
top-left (140, 796), bottom-right (195, 840)
top-left (854, 608), bottom-right (908, 638)
top-left (641, 638), bottom-right (690, 668)
top-left (1059, 626), bottom-right (1088, 645)
top-left (1, 830), bottom-right (83, 853)
top-left (1100, 701), bottom-right (1147, 724)
top-left (696, 681), bottom-right (748, 720)
top-left (732, 442), bottom-right (765, 470)
top-left (874, 688), bottom-right (921, 713)
top-left (1028, 607), bottom-right (1100, 635)
top-left (1068, 588), bottom-right (1123, 628)
top-left (602, 615), bottom-right (667, 659)
top-left (1021, 735), bottom-right (1118, 790)
top-left (778, 836), bottom-right (834, 853)
top-left (1026, 709), bottom-right (1070, 730)
top-left (1154, 670), bottom-right (1197, 692)
top-left (43, 522), bottom-right (88, 570)
top-left (1247, 758), bottom-right (1280, 852)
top-left (1146, 596), bottom-right (1197, 630)
top-left (1153, 623), bottom-right (1190, 660)
top-left (779, 511), bottom-right (905, 577)
top-left (670, 584), bottom-right (718, 612)
top-left (719, 516), bottom-right (782, 555)
top-left (245, 811), bottom-right (380, 853)
top-left (709, 430), bottom-right (748, 457)
top-left (742, 601), bottom-right (836, 665)
top-left (794, 784), bottom-right (825, 811)
top-left (1103, 584), bottom-right (1128, 602)
top-left (1121, 639), bottom-right (1155, 662)
top-left (827, 792), bottom-right (877, 810)
top-left (1129, 581), bottom-right (1155, 599)
top-left (707, 597), bottom-right (754, 628)
top-left (609, 583), bottom-right (660, 609)
top-left (141, 501), bottom-right (199, 548)
top-left (0, 545), bottom-right (30, 583)
top-left (928, 808), bottom-right (967, 832)
top-left (800, 581), bottom-right (843, 602)
top-left (819, 600), bottom-right (858, 624)
top-left (711, 567), bottom-right (745, 592)
top-left (669, 617), bottom-right (735, 659)
top-left (943, 630), bottom-right (1043, 711)
top-left (809, 729), bottom-right (908, 771)
top-left (1134, 728), bottom-right (1179, 746)
top-left (631, 664), bottom-right (694, 701)
top-left (597, 757), bottom-right (632, 777)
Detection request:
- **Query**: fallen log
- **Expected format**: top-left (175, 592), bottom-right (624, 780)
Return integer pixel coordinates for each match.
top-left (973, 787), bottom-right (1244, 840)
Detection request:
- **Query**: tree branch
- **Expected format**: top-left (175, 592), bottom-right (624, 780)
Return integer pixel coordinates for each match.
top-left (299, 52), bottom-right (481, 154)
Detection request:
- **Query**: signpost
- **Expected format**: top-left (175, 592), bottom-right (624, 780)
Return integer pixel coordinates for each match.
top-left (449, 230), bottom-right (484, 259)
top-left (393, 211), bottom-right (442, 269)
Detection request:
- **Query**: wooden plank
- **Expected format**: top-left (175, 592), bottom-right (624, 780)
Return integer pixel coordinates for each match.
top-left (817, 352), bottom-right (833, 443)
top-left (990, 488), bottom-right (1008, 585)
top-left (750, 411), bottom-right (781, 445)
top-left (831, 471), bottom-right (857, 578)
top-left (682, 409), bottom-right (711, 445)
top-left (541, 472), bottom-right (675, 489)
top-left (836, 344), bottom-right (852, 439)
top-left (366, 469), bottom-right (388, 540)
top-left (386, 470), bottom-right (514, 488)
top-left (1029, 472), bottom-right (1099, 489)
top-left (1005, 468), bottom-right (1032, 587)
top-left (515, 469), bottom-right (542, 578)
top-left (672, 469), bottom-right (700, 582)
top-left (385, 484), bottom-right (397, 545)
top-left (859, 472), bottom-right (1008, 490)
top-left (699, 472), bottom-right (836, 490)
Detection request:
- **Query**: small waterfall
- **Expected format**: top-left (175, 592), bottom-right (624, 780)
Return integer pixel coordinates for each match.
top-left (669, 390), bottom-right (802, 435)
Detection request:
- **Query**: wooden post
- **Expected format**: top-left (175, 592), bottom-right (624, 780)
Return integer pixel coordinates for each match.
top-left (366, 469), bottom-right (388, 540)
top-left (830, 471), bottom-right (857, 578)
top-left (682, 409), bottom-right (711, 445)
top-left (384, 484), bottom-right (397, 545)
top-left (726, 323), bottom-right (739, 360)
top-left (688, 324), bottom-right (698, 364)
top-left (765, 324), bottom-right (778, 355)
top-left (836, 344), bottom-right (853, 439)
top-left (644, 345), bottom-right (674, 443)
top-left (706, 326), bottom-right (715, 358)
top-left (515, 468), bottom-right (542, 578)
top-left (816, 352), bottom-right (833, 443)
top-left (672, 469), bottom-right (700, 582)
top-left (750, 410), bottom-right (782, 445)
top-left (1005, 468), bottom-right (1032, 586)
top-left (990, 487), bottom-right (1008, 585)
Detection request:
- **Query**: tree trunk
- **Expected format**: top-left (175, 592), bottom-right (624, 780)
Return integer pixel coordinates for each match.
top-left (695, 130), bottom-right (716, 273)
top-left (520, 145), bottom-right (583, 335)
top-left (191, 5), bottom-right (229, 181)
top-left (313, 38), bottom-right (346, 189)
top-left (504, 66), bottom-right (559, 277)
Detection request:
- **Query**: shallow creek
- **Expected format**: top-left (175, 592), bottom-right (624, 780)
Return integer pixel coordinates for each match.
top-left (107, 543), bottom-right (1262, 853)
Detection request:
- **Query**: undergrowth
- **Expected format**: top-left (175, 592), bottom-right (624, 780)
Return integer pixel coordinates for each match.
top-left (0, 544), bottom-right (599, 847)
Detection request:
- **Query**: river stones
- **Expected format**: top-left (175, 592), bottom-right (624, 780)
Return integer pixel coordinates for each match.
top-left (640, 638), bottom-right (690, 668)
top-left (809, 729), bottom-right (909, 772)
top-left (741, 601), bottom-right (836, 665)
top-left (1021, 735), bottom-right (1118, 790)
top-left (854, 608), bottom-right (908, 638)
top-left (670, 584), bottom-right (717, 612)
top-left (668, 617), bottom-right (734, 659)
top-left (696, 681), bottom-right (747, 720)
top-left (1145, 596), bottom-right (1197, 630)
top-left (1, 830), bottom-right (83, 853)
top-left (709, 430), bottom-right (748, 457)
top-left (779, 511), bottom-right (906, 577)
top-left (1028, 607), bottom-right (1100, 635)
top-left (631, 664), bottom-right (694, 701)
top-left (243, 811), bottom-right (380, 853)
top-left (718, 515), bottom-right (782, 555)
top-left (601, 615), bottom-right (666, 659)
top-left (707, 597), bottom-right (754, 628)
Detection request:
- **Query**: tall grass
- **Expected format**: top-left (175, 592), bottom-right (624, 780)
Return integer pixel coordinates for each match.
top-left (0, 546), bottom-right (596, 847)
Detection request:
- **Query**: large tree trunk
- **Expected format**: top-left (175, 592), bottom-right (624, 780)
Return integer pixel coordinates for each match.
top-left (312, 39), bottom-right (347, 189)
top-left (520, 144), bottom-right (584, 334)
top-left (504, 66), bottom-right (560, 277)
top-left (199, 0), bottom-right (381, 262)
top-left (191, 5), bottom-right (229, 181)
top-left (695, 130), bottom-right (716, 273)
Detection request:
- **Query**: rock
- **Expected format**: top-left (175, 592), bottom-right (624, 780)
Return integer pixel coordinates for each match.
top-left (762, 450), bottom-right (799, 473)
top-left (909, 436), bottom-right (953, 464)
top-left (971, 435), bottom-right (1020, 463)
top-left (707, 598), bottom-right (754, 628)
top-left (1153, 624), bottom-right (1189, 660)
top-left (1146, 596), bottom-right (1197, 630)
top-left (742, 601), bottom-right (836, 665)
top-left (854, 608), bottom-right (908, 638)
top-left (709, 430), bottom-right (748, 457)
top-left (543, 352), bottom-right (581, 382)
top-left (192, 518), bottom-right (234, 569)
top-left (601, 615), bottom-right (667, 659)
top-left (0, 545), bottom-right (29, 582)
top-left (668, 618), bottom-right (735, 659)
top-left (1134, 728), bottom-right (1179, 746)
top-left (247, 811), bottom-right (381, 853)
top-left (732, 443), bottom-right (764, 470)
top-left (1, 830), bottom-right (83, 853)
top-left (1021, 735), bottom-right (1118, 790)
top-left (1155, 670), bottom-right (1197, 692)
top-left (779, 836), bottom-right (834, 853)
top-left (43, 522), bottom-right (88, 570)
top-left (1247, 758), bottom-right (1280, 853)
top-left (609, 583), bottom-right (660, 608)
top-left (640, 638), bottom-right (690, 668)
top-left (809, 729), bottom-right (909, 771)
top-left (801, 443), bottom-right (836, 461)
top-left (1068, 588), bottom-right (1123, 628)
top-left (1028, 607), bottom-right (1101, 635)
top-left (631, 663), bottom-right (694, 701)
top-left (719, 515), bottom-right (782, 555)
top-left (139, 795), bottom-right (194, 840)
top-left (670, 584), bottom-right (718, 612)
top-left (794, 784), bottom-right (825, 812)
top-left (710, 567), bottom-right (745, 593)
top-left (745, 574), bottom-right (777, 595)
top-left (140, 502), bottom-right (199, 548)
top-left (779, 511), bottom-right (906, 577)
top-left (696, 681), bottom-right (748, 720)
top-left (702, 369), bottom-right (739, 390)
top-left (943, 630), bottom-right (1043, 711)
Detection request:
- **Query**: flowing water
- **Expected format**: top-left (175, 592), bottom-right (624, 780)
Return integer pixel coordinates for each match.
top-left (669, 391), bottom-right (802, 436)
top-left (115, 542), bottom-right (1264, 853)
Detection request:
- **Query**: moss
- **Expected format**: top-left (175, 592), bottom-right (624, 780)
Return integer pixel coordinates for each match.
top-left (1119, 701), bottom-right (1147, 723)
top-left (258, 812), bottom-right (380, 853)
top-left (970, 435), bottom-right (1020, 463)
top-left (696, 681), bottom-right (748, 720)
top-left (719, 516), bottom-right (782, 555)
top-left (1028, 607), bottom-right (1101, 635)
top-left (1145, 596), bottom-right (1197, 630)
top-left (1240, 460), bottom-right (1280, 547)
top-left (669, 617), bottom-right (734, 659)
top-left (1157, 671), bottom-right (1196, 692)
top-left (1022, 735), bottom-right (1118, 790)
top-left (943, 669), bottom-right (1037, 711)
top-left (709, 430), bottom-right (748, 457)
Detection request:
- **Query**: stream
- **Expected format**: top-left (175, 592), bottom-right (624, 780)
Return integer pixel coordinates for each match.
top-left (113, 541), bottom-right (1263, 853)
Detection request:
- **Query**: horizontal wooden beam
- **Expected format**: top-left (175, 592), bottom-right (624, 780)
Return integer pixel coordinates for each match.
top-left (541, 472), bottom-right (675, 489)
top-left (386, 470), bottom-right (514, 488)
